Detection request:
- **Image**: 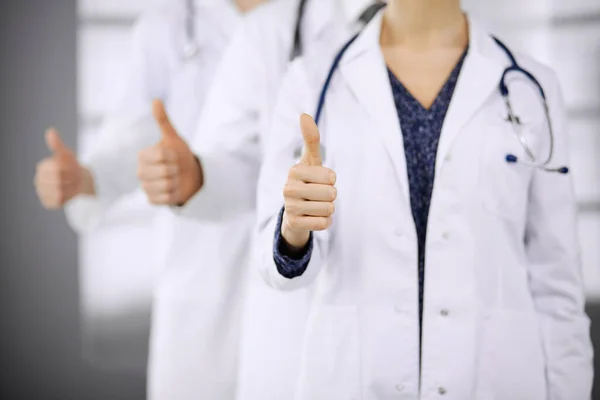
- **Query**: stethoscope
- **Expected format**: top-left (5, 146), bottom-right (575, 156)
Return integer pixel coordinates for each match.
top-left (182, 0), bottom-right (308, 62)
top-left (314, 9), bottom-right (569, 174)
top-left (182, 0), bottom-right (200, 60)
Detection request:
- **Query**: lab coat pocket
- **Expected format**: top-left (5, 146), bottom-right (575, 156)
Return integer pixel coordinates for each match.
top-left (297, 306), bottom-right (360, 400)
top-left (478, 311), bottom-right (547, 400)
top-left (479, 126), bottom-right (533, 223)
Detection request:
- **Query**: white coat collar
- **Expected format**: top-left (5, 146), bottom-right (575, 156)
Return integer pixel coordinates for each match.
top-left (339, 10), bottom-right (507, 204)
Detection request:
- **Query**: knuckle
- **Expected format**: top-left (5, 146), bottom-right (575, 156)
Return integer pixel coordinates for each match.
top-left (326, 202), bottom-right (335, 216)
top-left (328, 169), bottom-right (337, 185)
top-left (287, 166), bottom-right (299, 180)
top-left (315, 218), bottom-right (328, 231)
top-left (286, 213), bottom-right (298, 229)
top-left (329, 187), bottom-right (337, 201)
top-left (285, 201), bottom-right (300, 216)
top-left (283, 183), bottom-right (296, 199)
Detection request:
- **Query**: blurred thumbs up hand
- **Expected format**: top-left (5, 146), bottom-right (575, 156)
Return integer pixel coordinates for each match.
top-left (34, 128), bottom-right (95, 209)
top-left (281, 114), bottom-right (337, 250)
top-left (137, 100), bottom-right (203, 205)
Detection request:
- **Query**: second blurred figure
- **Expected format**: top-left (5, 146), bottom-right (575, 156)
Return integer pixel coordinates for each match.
top-left (35, 0), bottom-right (380, 399)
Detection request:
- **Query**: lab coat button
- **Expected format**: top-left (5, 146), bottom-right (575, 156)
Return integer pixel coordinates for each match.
top-left (394, 228), bottom-right (403, 237)
top-left (444, 154), bottom-right (452, 162)
top-left (438, 387), bottom-right (447, 395)
top-left (440, 309), bottom-right (449, 317)
top-left (442, 232), bottom-right (450, 240)
top-left (394, 305), bottom-right (402, 313)
top-left (395, 383), bottom-right (404, 392)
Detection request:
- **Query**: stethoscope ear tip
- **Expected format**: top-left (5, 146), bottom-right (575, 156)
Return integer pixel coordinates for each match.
top-left (557, 167), bottom-right (569, 174)
top-left (505, 154), bottom-right (518, 163)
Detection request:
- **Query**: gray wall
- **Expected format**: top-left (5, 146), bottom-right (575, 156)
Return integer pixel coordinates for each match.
top-left (0, 1), bottom-right (145, 398)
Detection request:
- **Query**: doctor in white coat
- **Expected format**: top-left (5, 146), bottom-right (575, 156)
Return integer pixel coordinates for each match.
top-left (134, 0), bottom-right (384, 398)
top-left (256, 1), bottom-right (593, 399)
top-left (33, 1), bottom-right (266, 399)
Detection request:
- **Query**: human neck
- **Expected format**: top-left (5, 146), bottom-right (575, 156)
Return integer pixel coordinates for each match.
top-left (234, 0), bottom-right (264, 13)
top-left (382, 0), bottom-right (466, 49)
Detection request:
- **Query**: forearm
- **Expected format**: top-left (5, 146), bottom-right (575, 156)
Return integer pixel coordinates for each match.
top-left (175, 150), bottom-right (259, 222)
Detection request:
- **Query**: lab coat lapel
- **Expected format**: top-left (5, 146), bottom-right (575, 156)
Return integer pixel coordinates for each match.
top-left (304, 0), bottom-right (335, 43)
top-left (435, 18), bottom-right (505, 176)
top-left (340, 13), bottom-right (411, 207)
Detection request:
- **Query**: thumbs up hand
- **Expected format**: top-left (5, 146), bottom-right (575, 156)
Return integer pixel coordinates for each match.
top-left (281, 114), bottom-right (337, 249)
top-left (137, 100), bottom-right (202, 205)
top-left (34, 129), bottom-right (93, 209)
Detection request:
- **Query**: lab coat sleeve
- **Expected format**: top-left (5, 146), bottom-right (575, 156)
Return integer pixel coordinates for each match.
top-left (65, 113), bottom-right (161, 232)
top-left (524, 72), bottom-right (593, 399)
top-left (64, 11), bottom-right (169, 233)
top-left (174, 17), bottom-right (263, 222)
top-left (256, 60), bottom-right (328, 291)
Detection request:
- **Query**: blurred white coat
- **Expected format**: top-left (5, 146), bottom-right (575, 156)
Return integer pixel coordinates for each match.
top-left (256, 12), bottom-right (593, 400)
top-left (176, 0), bottom-right (376, 398)
top-left (66, 1), bottom-right (248, 399)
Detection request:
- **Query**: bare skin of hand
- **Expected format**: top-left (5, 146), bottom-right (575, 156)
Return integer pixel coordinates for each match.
top-left (281, 114), bottom-right (337, 250)
top-left (137, 99), bottom-right (203, 206)
top-left (34, 129), bottom-right (95, 209)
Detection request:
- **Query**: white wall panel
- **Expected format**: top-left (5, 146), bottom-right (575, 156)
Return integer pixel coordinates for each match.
top-left (78, 0), bottom-right (147, 18)
top-left (78, 26), bottom-right (132, 119)
top-left (569, 118), bottom-right (600, 204)
top-left (547, 24), bottom-right (600, 112)
top-left (579, 212), bottom-right (600, 300)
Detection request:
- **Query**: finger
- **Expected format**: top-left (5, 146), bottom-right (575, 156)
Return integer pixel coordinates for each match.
top-left (137, 163), bottom-right (178, 181)
top-left (138, 146), bottom-right (177, 164)
top-left (36, 186), bottom-right (72, 208)
top-left (285, 199), bottom-right (335, 218)
top-left (285, 215), bottom-right (332, 232)
top-left (146, 192), bottom-right (178, 206)
top-left (299, 113), bottom-right (322, 166)
top-left (45, 128), bottom-right (69, 154)
top-left (141, 178), bottom-right (178, 196)
top-left (152, 99), bottom-right (179, 140)
top-left (36, 164), bottom-right (79, 184)
top-left (289, 164), bottom-right (336, 185)
top-left (283, 182), bottom-right (337, 202)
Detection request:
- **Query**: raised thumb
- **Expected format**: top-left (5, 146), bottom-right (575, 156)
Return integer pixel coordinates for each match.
top-left (299, 113), bottom-right (322, 166)
top-left (45, 128), bottom-right (68, 154)
top-left (152, 99), bottom-right (179, 140)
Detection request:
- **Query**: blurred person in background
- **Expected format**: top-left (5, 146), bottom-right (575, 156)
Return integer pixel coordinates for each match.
top-left (255, 0), bottom-right (593, 399)
top-left (33, 0), bottom-right (266, 399)
top-left (134, 0), bottom-right (385, 398)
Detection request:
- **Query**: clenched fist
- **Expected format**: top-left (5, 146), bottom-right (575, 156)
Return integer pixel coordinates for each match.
top-left (281, 114), bottom-right (337, 249)
top-left (137, 100), bottom-right (203, 205)
top-left (34, 129), bottom-right (94, 209)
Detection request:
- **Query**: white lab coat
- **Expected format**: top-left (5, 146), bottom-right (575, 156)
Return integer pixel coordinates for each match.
top-left (65, 2), bottom-right (249, 399)
top-left (257, 12), bottom-right (593, 400)
top-left (176, 0), bottom-right (374, 398)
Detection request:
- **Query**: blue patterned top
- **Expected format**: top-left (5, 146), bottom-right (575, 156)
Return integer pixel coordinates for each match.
top-left (273, 50), bottom-right (468, 329)
top-left (389, 50), bottom-right (467, 326)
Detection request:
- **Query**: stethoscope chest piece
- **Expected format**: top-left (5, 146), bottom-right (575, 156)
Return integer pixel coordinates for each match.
top-left (182, 42), bottom-right (199, 60)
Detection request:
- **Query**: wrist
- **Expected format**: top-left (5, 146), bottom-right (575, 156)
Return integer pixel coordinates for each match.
top-left (281, 212), bottom-right (311, 250)
top-left (179, 155), bottom-right (204, 205)
top-left (79, 166), bottom-right (96, 196)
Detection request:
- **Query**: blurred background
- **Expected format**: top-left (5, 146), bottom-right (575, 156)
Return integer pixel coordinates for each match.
top-left (0, 0), bottom-right (598, 399)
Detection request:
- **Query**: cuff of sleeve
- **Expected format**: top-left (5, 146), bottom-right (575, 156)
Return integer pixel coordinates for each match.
top-left (173, 153), bottom-right (256, 222)
top-left (64, 194), bottom-right (103, 233)
top-left (273, 207), bottom-right (313, 279)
